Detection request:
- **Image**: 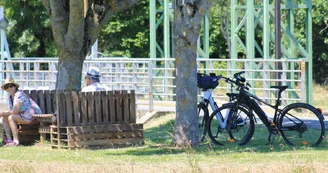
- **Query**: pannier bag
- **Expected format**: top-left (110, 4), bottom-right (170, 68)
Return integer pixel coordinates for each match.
top-left (197, 73), bottom-right (219, 90)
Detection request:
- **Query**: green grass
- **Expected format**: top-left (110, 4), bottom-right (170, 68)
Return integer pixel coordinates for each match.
top-left (1, 113), bottom-right (328, 172)
top-left (0, 83), bottom-right (327, 172)
top-left (312, 83), bottom-right (328, 111)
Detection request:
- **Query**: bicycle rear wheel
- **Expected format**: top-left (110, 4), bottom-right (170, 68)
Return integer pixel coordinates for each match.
top-left (198, 103), bottom-right (209, 143)
top-left (278, 103), bottom-right (325, 147)
top-left (208, 103), bottom-right (255, 146)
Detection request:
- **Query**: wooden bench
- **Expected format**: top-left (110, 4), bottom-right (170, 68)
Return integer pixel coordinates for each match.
top-left (52, 90), bottom-right (143, 149)
top-left (0, 90), bottom-right (55, 144)
top-left (1, 90), bottom-right (143, 149)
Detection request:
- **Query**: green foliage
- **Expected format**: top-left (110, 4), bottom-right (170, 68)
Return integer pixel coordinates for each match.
top-left (99, 0), bottom-right (149, 58)
top-left (2, 0), bottom-right (328, 84)
top-left (311, 0), bottom-right (328, 84)
top-left (209, 0), bottom-right (230, 59)
top-left (3, 0), bottom-right (56, 57)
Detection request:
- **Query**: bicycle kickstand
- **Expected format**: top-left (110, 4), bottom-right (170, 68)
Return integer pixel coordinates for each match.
top-left (266, 132), bottom-right (277, 146)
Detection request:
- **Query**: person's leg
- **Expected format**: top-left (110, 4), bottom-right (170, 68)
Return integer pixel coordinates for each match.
top-left (8, 114), bottom-right (32, 144)
top-left (1, 116), bottom-right (13, 142)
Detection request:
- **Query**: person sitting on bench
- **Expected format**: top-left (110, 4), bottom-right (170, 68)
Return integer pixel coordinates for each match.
top-left (0, 77), bottom-right (42, 146)
top-left (82, 67), bottom-right (110, 92)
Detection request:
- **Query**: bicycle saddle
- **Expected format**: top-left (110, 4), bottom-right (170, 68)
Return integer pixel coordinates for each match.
top-left (270, 85), bottom-right (288, 92)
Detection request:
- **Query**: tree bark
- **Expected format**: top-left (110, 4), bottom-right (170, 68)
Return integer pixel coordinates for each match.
top-left (41, 0), bottom-right (140, 90)
top-left (172, 0), bottom-right (212, 147)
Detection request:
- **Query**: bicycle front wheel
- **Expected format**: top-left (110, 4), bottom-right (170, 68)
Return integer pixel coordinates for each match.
top-left (198, 103), bottom-right (209, 143)
top-left (208, 103), bottom-right (255, 146)
top-left (278, 103), bottom-right (325, 147)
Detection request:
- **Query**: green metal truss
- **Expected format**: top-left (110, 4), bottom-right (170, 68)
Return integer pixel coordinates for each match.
top-left (149, 0), bottom-right (209, 101)
top-left (150, 0), bottom-right (312, 104)
top-left (149, 0), bottom-right (209, 59)
top-left (231, 0), bottom-right (312, 104)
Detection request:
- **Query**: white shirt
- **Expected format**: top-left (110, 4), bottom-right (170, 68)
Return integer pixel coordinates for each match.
top-left (81, 82), bottom-right (111, 92)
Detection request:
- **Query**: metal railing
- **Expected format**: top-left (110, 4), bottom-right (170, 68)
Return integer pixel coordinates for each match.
top-left (0, 57), bottom-right (305, 111)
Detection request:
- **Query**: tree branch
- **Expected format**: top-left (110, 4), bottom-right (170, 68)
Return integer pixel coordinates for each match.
top-left (85, 0), bottom-right (140, 49)
top-left (64, 0), bottom-right (85, 54)
top-left (47, 0), bottom-right (69, 50)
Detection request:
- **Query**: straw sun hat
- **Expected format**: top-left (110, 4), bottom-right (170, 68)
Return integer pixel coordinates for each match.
top-left (1, 77), bottom-right (19, 90)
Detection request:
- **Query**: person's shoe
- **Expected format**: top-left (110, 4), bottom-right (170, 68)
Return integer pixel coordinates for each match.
top-left (1, 136), bottom-right (8, 145)
top-left (4, 141), bottom-right (19, 147)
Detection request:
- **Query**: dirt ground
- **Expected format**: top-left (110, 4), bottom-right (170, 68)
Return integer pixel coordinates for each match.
top-left (0, 160), bottom-right (327, 173)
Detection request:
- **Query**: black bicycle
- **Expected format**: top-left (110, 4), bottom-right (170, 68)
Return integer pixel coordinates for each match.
top-left (208, 71), bottom-right (325, 147)
top-left (197, 72), bottom-right (244, 143)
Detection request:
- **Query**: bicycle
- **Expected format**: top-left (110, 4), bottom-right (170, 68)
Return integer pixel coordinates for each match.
top-left (197, 73), bottom-right (239, 143)
top-left (207, 71), bottom-right (325, 147)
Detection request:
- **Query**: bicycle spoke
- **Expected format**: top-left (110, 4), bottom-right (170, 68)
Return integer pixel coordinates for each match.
top-left (197, 104), bottom-right (208, 143)
top-left (279, 103), bottom-right (325, 147)
top-left (208, 104), bottom-right (254, 146)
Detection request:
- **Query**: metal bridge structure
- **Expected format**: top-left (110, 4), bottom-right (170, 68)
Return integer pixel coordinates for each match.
top-left (0, 57), bottom-right (306, 112)
top-left (0, 1), bottom-right (313, 112)
top-left (150, 0), bottom-right (313, 104)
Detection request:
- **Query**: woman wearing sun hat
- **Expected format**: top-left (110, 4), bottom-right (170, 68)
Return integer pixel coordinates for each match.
top-left (0, 77), bottom-right (42, 146)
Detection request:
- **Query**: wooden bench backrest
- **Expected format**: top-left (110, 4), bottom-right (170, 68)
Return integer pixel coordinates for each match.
top-left (23, 90), bottom-right (56, 114)
top-left (56, 90), bottom-right (136, 126)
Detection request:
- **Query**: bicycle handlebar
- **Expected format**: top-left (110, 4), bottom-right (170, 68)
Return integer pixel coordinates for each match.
top-left (221, 71), bottom-right (251, 90)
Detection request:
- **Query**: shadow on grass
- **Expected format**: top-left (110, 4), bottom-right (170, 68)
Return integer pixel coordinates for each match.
top-left (106, 119), bottom-right (328, 156)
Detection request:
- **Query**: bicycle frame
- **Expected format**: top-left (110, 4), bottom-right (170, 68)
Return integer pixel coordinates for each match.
top-left (200, 89), bottom-right (231, 129)
top-left (237, 87), bottom-right (283, 130)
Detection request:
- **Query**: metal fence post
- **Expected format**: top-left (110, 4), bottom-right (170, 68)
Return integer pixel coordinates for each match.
top-left (301, 60), bottom-right (306, 103)
top-left (148, 61), bottom-right (154, 112)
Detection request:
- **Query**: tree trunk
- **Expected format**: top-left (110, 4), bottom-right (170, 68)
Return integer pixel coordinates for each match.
top-left (41, 0), bottom-right (140, 91)
top-left (56, 51), bottom-right (85, 90)
top-left (172, 0), bottom-right (212, 147)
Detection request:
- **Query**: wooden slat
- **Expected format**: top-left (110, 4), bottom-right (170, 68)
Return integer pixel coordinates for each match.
top-left (87, 92), bottom-right (95, 124)
top-left (56, 91), bottom-right (66, 126)
top-left (129, 90), bottom-right (136, 123)
top-left (37, 90), bottom-right (46, 114)
top-left (71, 91), bottom-right (80, 125)
top-left (101, 91), bottom-right (109, 123)
top-left (116, 91), bottom-right (123, 123)
top-left (80, 92), bottom-right (88, 125)
top-left (50, 90), bottom-right (56, 114)
top-left (108, 91), bottom-right (115, 123)
top-left (94, 92), bottom-right (102, 124)
top-left (122, 90), bottom-right (129, 123)
top-left (65, 91), bottom-right (73, 126)
top-left (18, 129), bottom-right (39, 135)
top-left (39, 127), bottom-right (51, 133)
top-left (66, 124), bottom-right (143, 134)
top-left (30, 90), bottom-right (38, 103)
top-left (69, 138), bottom-right (144, 148)
top-left (68, 131), bottom-right (144, 141)
top-left (19, 124), bottom-right (40, 130)
top-left (44, 90), bottom-right (53, 114)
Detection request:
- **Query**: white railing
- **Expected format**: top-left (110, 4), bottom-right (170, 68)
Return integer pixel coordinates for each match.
top-left (0, 57), bottom-right (305, 111)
